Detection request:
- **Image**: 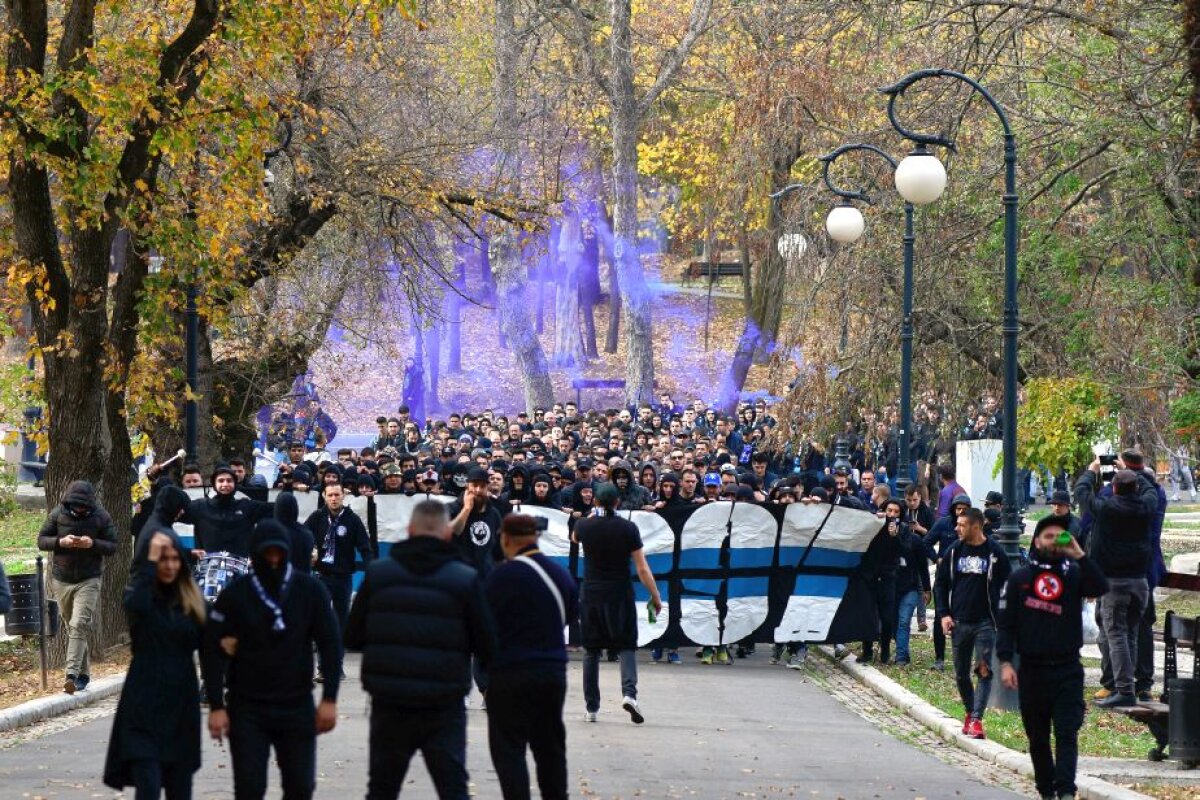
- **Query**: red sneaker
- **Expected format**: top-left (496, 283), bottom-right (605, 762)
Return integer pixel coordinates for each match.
top-left (962, 713), bottom-right (970, 734)
top-left (966, 717), bottom-right (986, 739)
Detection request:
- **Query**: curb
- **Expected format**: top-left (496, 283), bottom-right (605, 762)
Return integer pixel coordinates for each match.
top-left (0, 673), bottom-right (125, 733)
top-left (821, 649), bottom-right (1153, 800)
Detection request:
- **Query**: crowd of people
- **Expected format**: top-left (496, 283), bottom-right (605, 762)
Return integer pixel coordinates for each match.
top-left (26, 392), bottom-right (1176, 800)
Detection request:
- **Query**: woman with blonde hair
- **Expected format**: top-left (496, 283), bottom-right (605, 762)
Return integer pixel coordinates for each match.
top-left (104, 529), bottom-right (205, 799)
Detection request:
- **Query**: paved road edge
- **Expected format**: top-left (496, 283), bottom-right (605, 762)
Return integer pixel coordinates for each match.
top-left (0, 674), bottom-right (124, 733)
top-left (821, 648), bottom-right (1153, 800)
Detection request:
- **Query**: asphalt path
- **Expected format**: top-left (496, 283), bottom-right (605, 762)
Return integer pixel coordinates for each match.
top-left (0, 652), bottom-right (1024, 799)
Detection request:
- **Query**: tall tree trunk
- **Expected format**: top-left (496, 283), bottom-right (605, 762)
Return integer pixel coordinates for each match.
top-left (719, 150), bottom-right (794, 409)
top-left (426, 319), bottom-right (442, 412)
top-left (609, 0), bottom-right (654, 404)
top-left (553, 210), bottom-right (585, 367)
top-left (581, 215), bottom-right (601, 358)
top-left (491, 0), bottom-right (554, 404)
top-left (447, 245), bottom-right (465, 373)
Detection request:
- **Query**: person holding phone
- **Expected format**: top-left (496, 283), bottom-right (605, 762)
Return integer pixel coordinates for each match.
top-left (857, 499), bottom-right (905, 664)
top-left (998, 515), bottom-right (1109, 800)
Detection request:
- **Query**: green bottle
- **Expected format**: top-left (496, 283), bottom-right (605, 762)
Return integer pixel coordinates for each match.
top-left (647, 604), bottom-right (657, 624)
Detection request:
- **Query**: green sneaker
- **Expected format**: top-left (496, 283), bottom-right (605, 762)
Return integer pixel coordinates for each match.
top-left (714, 647), bottom-right (731, 665)
top-left (700, 647), bottom-right (713, 665)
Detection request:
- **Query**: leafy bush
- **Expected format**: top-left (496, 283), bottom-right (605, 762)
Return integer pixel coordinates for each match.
top-left (1015, 377), bottom-right (1118, 475)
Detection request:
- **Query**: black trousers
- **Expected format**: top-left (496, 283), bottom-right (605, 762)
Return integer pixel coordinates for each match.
top-left (861, 572), bottom-right (896, 661)
top-left (1018, 661), bottom-right (1085, 799)
top-left (933, 614), bottom-right (947, 661)
top-left (368, 701), bottom-right (468, 800)
top-left (130, 759), bottom-right (193, 800)
top-left (228, 699), bottom-right (316, 800)
top-left (319, 573), bottom-right (352, 634)
top-left (487, 668), bottom-right (569, 800)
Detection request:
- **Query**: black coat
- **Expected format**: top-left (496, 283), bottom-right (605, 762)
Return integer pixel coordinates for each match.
top-left (1074, 470), bottom-right (1158, 579)
top-left (103, 556), bottom-right (202, 789)
top-left (275, 492), bottom-right (315, 574)
top-left (344, 536), bottom-right (496, 708)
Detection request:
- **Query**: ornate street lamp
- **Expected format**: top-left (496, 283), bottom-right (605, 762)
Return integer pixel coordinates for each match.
top-left (880, 68), bottom-right (1022, 564)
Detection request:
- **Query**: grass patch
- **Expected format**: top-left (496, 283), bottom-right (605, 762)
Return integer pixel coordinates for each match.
top-left (869, 635), bottom-right (1158, 759)
top-left (1159, 592), bottom-right (1200, 620)
top-left (0, 508), bottom-right (43, 577)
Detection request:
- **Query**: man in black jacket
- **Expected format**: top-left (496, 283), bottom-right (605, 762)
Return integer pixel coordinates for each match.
top-left (203, 520), bottom-right (342, 800)
top-left (306, 481), bottom-right (372, 635)
top-left (934, 507), bottom-right (1011, 740)
top-left (485, 514), bottom-right (579, 800)
top-left (1074, 457), bottom-right (1159, 707)
top-left (344, 499), bottom-right (496, 800)
top-left (999, 514), bottom-right (1109, 800)
top-left (37, 480), bottom-right (117, 693)
top-left (186, 465), bottom-right (273, 558)
top-left (924, 492), bottom-right (972, 670)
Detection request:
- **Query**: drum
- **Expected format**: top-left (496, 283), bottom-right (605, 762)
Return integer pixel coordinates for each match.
top-left (194, 552), bottom-right (251, 604)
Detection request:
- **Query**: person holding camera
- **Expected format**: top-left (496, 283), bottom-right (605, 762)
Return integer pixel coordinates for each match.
top-left (1074, 452), bottom-right (1160, 708)
top-left (998, 515), bottom-right (1109, 800)
top-left (484, 514), bottom-right (579, 800)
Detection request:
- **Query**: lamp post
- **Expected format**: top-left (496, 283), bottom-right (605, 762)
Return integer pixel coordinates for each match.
top-left (880, 68), bottom-right (1021, 565)
top-left (812, 144), bottom-right (917, 497)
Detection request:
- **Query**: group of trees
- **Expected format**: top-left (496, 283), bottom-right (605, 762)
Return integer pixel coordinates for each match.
top-left (1, 0), bottom-right (1198, 651)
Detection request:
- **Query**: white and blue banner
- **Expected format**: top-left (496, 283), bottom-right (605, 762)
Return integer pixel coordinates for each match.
top-left (175, 489), bottom-right (884, 645)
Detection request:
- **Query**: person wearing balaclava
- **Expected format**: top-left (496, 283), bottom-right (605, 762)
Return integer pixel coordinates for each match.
top-left (201, 519), bottom-right (341, 800)
top-left (997, 514), bottom-right (1109, 800)
top-left (184, 464), bottom-right (273, 559)
top-left (274, 491), bottom-right (315, 574)
top-left (132, 484), bottom-right (193, 566)
top-left (38, 480), bottom-right (116, 694)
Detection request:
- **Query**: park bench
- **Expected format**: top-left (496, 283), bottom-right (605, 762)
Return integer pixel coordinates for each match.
top-left (685, 261), bottom-right (744, 280)
top-left (1109, 570), bottom-right (1200, 767)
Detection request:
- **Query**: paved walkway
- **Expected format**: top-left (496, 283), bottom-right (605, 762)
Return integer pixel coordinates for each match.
top-left (0, 652), bottom-right (1030, 799)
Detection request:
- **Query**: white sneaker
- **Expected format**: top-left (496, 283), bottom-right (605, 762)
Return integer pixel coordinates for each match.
top-left (621, 696), bottom-right (644, 724)
top-left (583, 711), bottom-right (598, 723)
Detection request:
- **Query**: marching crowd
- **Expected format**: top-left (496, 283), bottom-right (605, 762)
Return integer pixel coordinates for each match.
top-left (28, 393), bottom-right (1173, 800)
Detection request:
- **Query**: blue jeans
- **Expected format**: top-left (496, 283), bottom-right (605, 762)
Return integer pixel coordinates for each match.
top-left (894, 590), bottom-right (921, 662)
top-left (951, 620), bottom-right (996, 719)
top-left (583, 648), bottom-right (637, 712)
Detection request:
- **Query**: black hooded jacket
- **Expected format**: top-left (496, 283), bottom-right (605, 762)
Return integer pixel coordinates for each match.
top-left (133, 485), bottom-right (192, 567)
top-left (344, 535), bottom-right (496, 708)
top-left (201, 521), bottom-right (341, 712)
top-left (38, 481), bottom-right (117, 583)
top-left (274, 492), bottom-right (315, 574)
top-left (185, 491), bottom-right (273, 558)
top-left (501, 463), bottom-right (533, 506)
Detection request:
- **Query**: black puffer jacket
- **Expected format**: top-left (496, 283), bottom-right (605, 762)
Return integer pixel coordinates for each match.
top-left (344, 535), bottom-right (496, 708)
top-left (37, 481), bottom-right (117, 583)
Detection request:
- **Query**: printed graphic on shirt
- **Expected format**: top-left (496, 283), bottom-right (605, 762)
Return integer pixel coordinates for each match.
top-left (957, 554), bottom-right (988, 575)
top-left (470, 520), bottom-right (492, 547)
top-left (1033, 571), bottom-right (1063, 602)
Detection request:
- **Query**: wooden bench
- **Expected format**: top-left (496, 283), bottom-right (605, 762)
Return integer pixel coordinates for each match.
top-left (1109, 572), bottom-right (1200, 767)
top-left (685, 261), bottom-right (744, 279)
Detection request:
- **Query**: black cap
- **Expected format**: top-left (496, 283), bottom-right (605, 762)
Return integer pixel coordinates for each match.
top-left (576, 457), bottom-right (594, 469)
top-left (466, 465), bottom-right (489, 483)
top-left (1033, 513), bottom-right (1073, 539)
top-left (984, 491), bottom-right (1004, 506)
top-left (1050, 490), bottom-right (1071, 505)
top-left (211, 464), bottom-right (237, 484)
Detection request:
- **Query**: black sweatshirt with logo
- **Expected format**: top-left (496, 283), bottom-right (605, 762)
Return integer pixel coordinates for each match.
top-left (996, 553), bottom-right (1109, 666)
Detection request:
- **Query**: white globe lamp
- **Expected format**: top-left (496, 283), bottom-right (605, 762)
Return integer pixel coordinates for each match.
top-left (825, 204), bottom-right (865, 243)
top-left (777, 232), bottom-right (808, 261)
top-left (894, 150), bottom-right (947, 205)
